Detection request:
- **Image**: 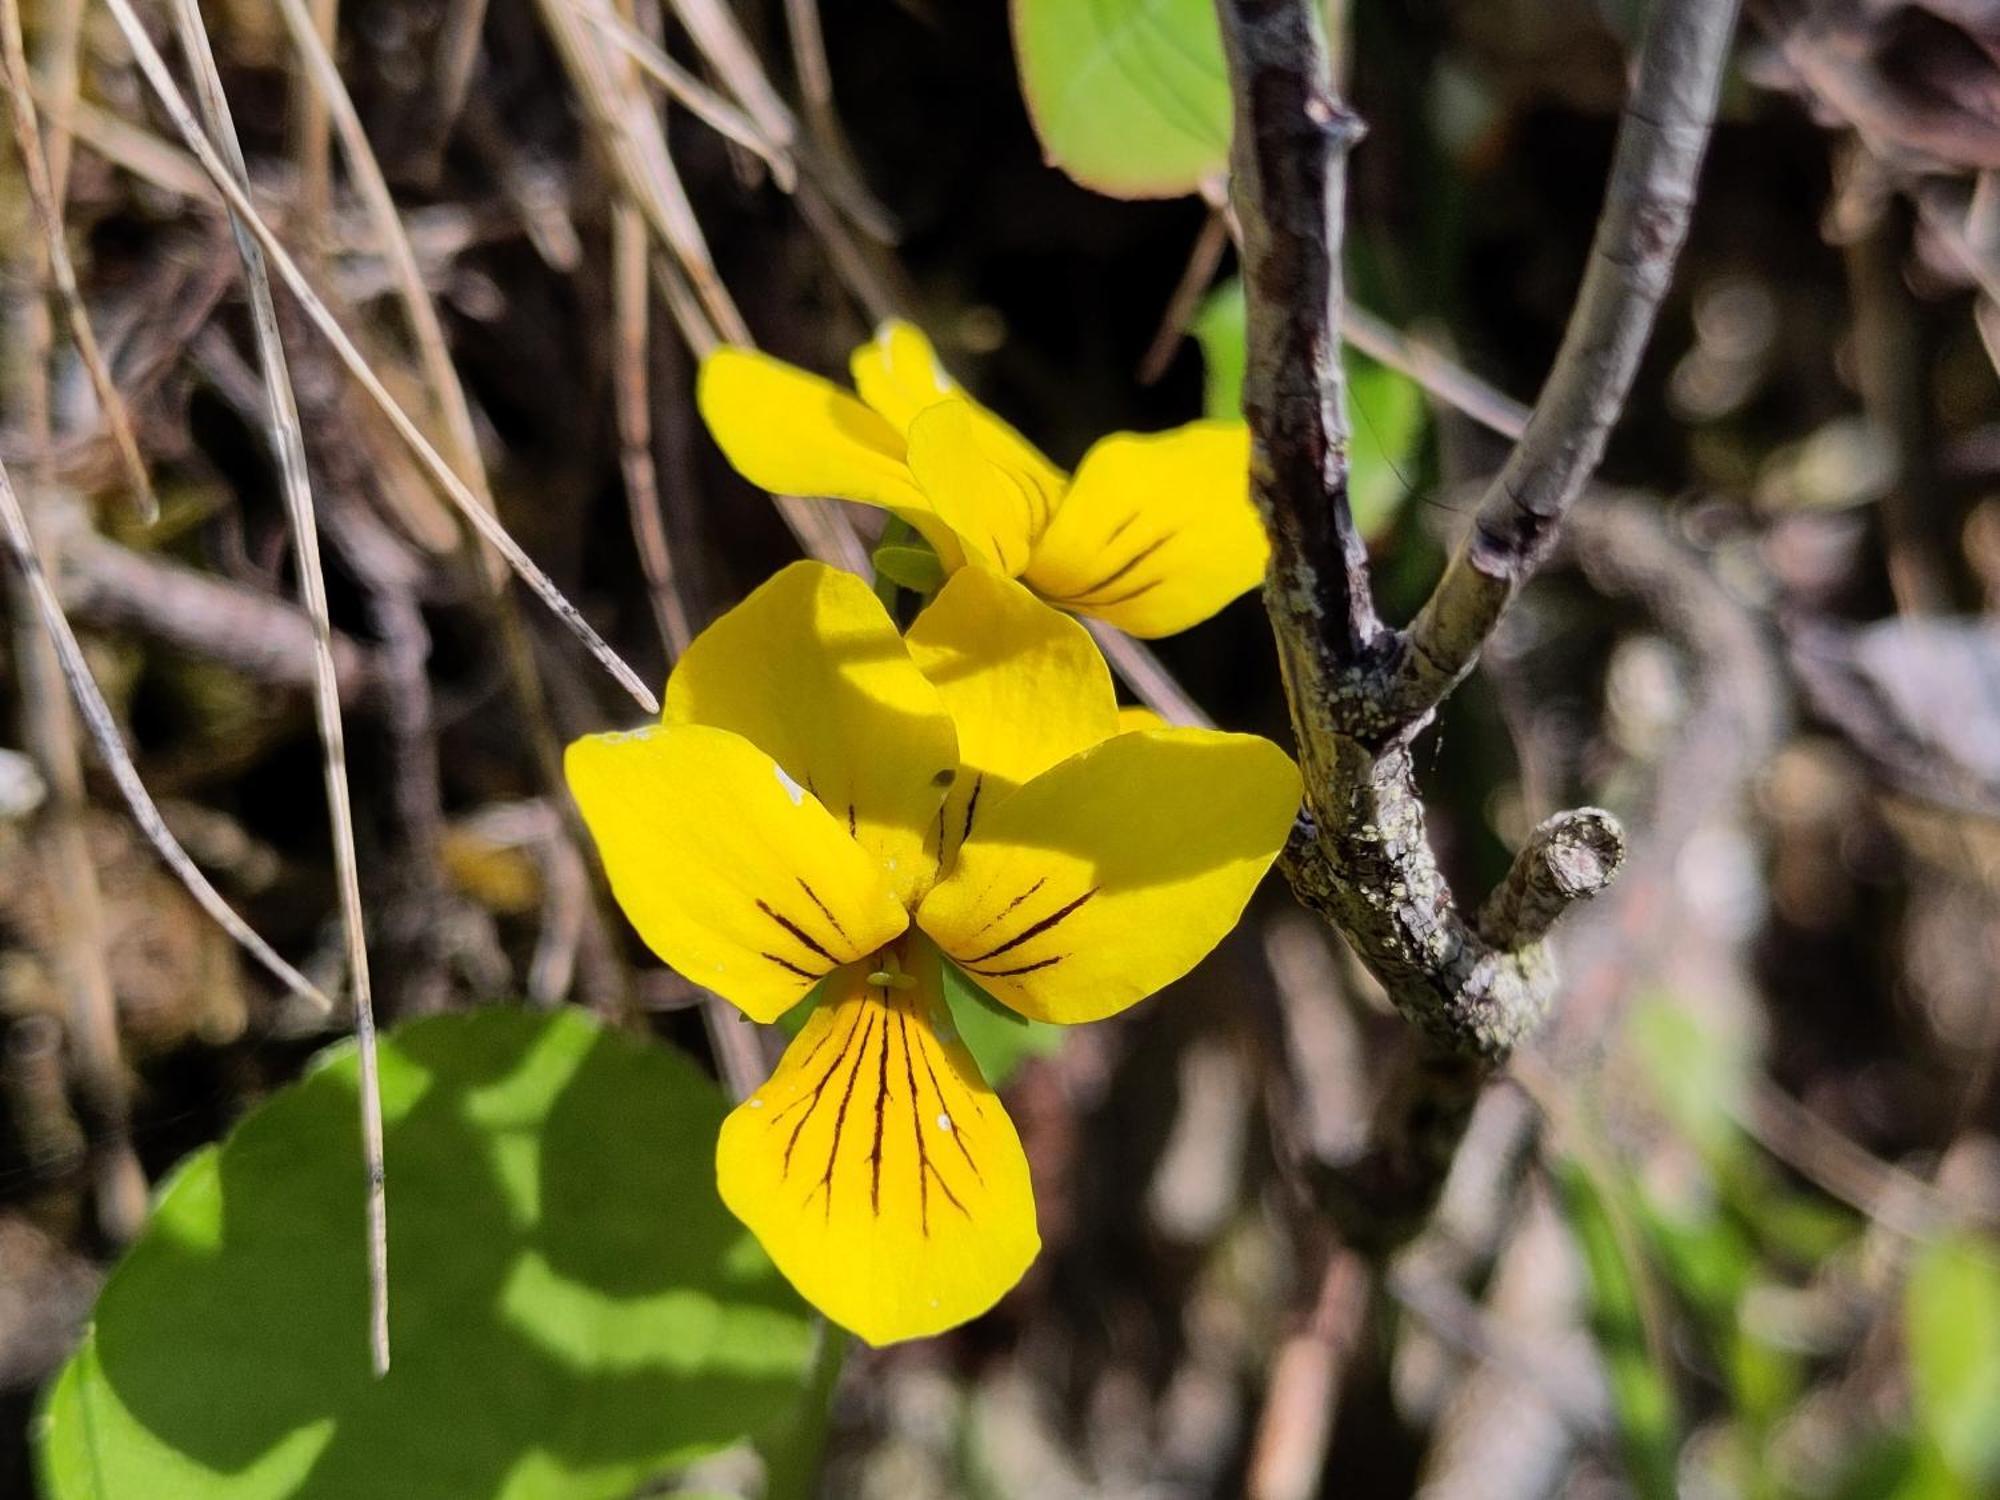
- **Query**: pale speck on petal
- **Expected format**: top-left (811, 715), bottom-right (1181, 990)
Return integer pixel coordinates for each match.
top-left (749, 1098), bottom-right (764, 1109)
top-left (936, 1113), bottom-right (953, 1134)
top-left (773, 763), bottom-right (806, 807)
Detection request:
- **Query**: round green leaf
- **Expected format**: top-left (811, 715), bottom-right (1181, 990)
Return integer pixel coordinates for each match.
top-left (37, 1008), bottom-right (815, 1500)
top-left (1012, 0), bottom-right (1232, 199)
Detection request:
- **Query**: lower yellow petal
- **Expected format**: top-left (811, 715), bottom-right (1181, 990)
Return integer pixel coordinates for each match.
top-left (904, 568), bottom-right (1118, 869)
top-left (1024, 422), bottom-right (1268, 637)
top-left (917, 729), bottom-right (1300, 1025)
top-left (565, 723), bottom-right (908, 1023)
top-left (850, 320), bottom-right (957, 434)
top-left (905, 400), bottom-right (1067, 578)
top-left (665, 562), bottom-right (958, 909)
top-left (696, 347), bottom-right (928, 514)
top-left (716, 940), bottom-right (1040, 1346)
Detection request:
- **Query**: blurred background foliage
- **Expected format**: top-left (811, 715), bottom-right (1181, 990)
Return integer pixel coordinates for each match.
top-left (4, 0), bottom-right (2000, 1496)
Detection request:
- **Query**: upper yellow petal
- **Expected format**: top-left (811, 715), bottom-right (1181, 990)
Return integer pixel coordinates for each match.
top-left (849, 320), bottom-right (957, 435)
top-left (665, 562), bottom-right (958, 908)
top-left (716, 939), bottom-right (1040, 1346)
top-left (565, 722), bottom-right (907, 1022)
top-left (1024, 421), bottom-right (1268, 637)
top-left (904, 568), bottom-right (1119, 870)
top-left (917, 728), bottom-right (1301, 1025)
top-left (696, 346), bottom-right (928, 513)
top-left (905, 400), bottom-right (1068, 579)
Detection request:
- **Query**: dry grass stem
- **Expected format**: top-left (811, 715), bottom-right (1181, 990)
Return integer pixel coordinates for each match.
top-left (161, 0), bottom-right (389, 1375)
top-left (102, 0), bottom-right (660, 714)
top-left (0, 465), bottom-right (333, 1012)
top-left (271, 0), bottom-right (503, 580)
top-left (1, 0), bottom-right (160, 523)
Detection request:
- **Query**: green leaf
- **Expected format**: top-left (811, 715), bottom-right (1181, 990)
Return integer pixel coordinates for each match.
top-left (1555, 1156), bottom-right (1682, 1500)
top-left (1190, 278), bottom-right (1424, 538)
top-left (37, 1008), bottom-right (815, 1500)
top-left (1906, 1233), bottom-right (2000, 1491)
top-left (1011, 0), bottom-right (1231, 199)
top-left (941, 961), bottom-right (1063, 1088)
top-left (872, 544), bottom-right (947, 597)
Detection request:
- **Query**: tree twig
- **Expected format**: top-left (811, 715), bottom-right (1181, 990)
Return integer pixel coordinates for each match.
top-left (1219, 0), bottom-right (1733, 1253)
top-left (1388, 0), bottom-right (1741, 722)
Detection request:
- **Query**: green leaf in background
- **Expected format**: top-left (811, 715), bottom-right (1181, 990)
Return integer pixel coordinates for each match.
top-left (1905, 1232), bottom-right (2000, 1492)
top-left (942, 960), bottom-right (1063, 1088)
top-left (1011, 0), bottom-right (1231, 199)
top-left (1189, 280), bottom-right (1247, 426)
top-left (1555, 1156), bottom-right (1682, 1500)
top-left (1629, 992), bottom-right (1749, 1158)
top-left (37, 1009), bottom-right (815, 1500)
top-left (1190, 279), bottom-right (1426, 538)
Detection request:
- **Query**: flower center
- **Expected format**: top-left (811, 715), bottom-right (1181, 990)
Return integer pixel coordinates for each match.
top-left (866, 944), bottom-right (919, 991)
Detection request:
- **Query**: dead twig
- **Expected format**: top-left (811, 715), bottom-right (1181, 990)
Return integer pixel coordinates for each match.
top-left (1244, 1250), bottom-right (1370, 1500)
top-left (0, 463), bottom-right (334, 1015)
top-left (58, 526), bottom-right (374, 701)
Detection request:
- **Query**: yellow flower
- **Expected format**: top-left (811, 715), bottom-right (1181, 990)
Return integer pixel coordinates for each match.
top-left (695, 321), bottom-right (1270, 638)
top-left (565, 562), bottom-right (1299, 1344)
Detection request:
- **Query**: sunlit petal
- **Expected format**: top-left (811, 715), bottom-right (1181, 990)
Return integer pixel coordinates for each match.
top-left (905, 400), bottom-right (1068, 578)
top-left (696, 346), bottom-right (930, 510)
top-left (566, 723), bottom-right (908, 1022)
top-left (665, 562), bottom-right (958, 908)
top-left (1024, 421), bottom-right (1267, 637)
top-left (849, 319), bottom-right (958, 434)
top-left (716, 939), bottom-right (1040, 1346)
top-left (905, 568), bottom-right (1118, 871)
top-left (917, 729), bottom-right (1300, 1024)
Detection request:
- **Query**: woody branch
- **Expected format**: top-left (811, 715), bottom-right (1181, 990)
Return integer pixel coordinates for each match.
top-left (1217, 0), bottom-right (1739, 1253)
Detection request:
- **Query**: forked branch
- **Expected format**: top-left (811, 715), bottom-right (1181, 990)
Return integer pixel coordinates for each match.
top-left (1218, 0), bottom-right (1737, 1251)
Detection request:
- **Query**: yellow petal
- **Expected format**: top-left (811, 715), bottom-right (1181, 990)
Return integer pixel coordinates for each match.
top-left (917, 729), bottom-right (1300, 1025)
top-left (716, 939), bottom-right (1040, 1346)
top-left (904, 568), bottom-right (1118, 870)
top-left (1024, 422), bottom-right (1268, 637)
top-left (695, 346), bottom-right (927, 513)
top-left (905, 400), bottom-right (1067, 578)
top-left (566, 723), bottom-right (907, 1022)
top-left (665, 562), bottom-right (958, 908)
top-left (849, 320), bottom-right (957, 434)
top-left (1115, 705), bottom-right (1168, 733)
